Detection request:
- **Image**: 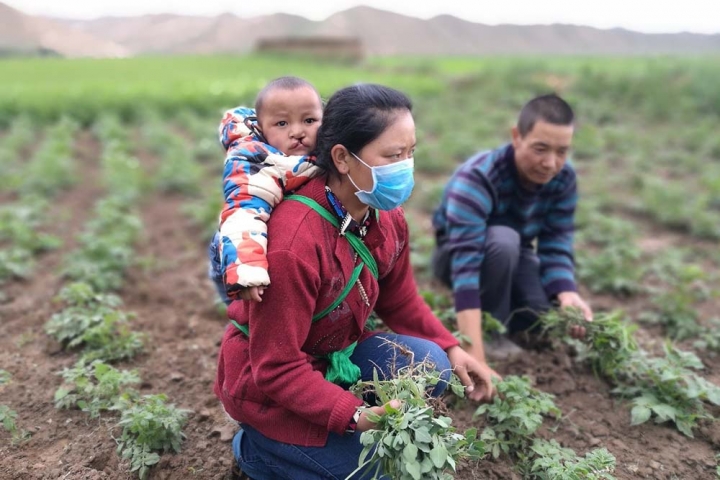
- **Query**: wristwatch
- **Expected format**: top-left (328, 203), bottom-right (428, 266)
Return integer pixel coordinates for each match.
top-left (346, 407), bottom-right (363, 434)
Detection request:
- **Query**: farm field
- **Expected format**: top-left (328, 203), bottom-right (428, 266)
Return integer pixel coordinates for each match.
top-left (1, 54), bottom-right (720, 479)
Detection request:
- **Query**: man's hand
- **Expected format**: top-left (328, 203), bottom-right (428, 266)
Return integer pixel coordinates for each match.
top-left (238, 286), bottom-right (265, 302)
top-left (447, 346), bottom-right (501, 402)
top-left (557, 291), bottom-right (593, 338)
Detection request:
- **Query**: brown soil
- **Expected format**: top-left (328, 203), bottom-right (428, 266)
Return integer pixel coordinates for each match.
top-left (1, 132), bottom-right (719, 480)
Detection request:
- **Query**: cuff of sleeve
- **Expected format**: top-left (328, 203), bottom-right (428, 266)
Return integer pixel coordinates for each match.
top-left (226, 300), bottom-right (245, 323)
top-left (328, 393), bottom-right (364, 436)
top-left (544, 279), bottom-right (577, 299)
top-left (454, 289), bottom-right (481, 312)
top-left (436, 334), bottom-right (460, 352)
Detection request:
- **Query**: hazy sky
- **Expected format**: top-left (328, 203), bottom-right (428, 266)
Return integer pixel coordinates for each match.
top-left (6, 0), bottom-right (720, 34)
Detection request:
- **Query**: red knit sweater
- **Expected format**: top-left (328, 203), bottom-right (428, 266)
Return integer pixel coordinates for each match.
top-left (214, 177), bottom-right (459, 447)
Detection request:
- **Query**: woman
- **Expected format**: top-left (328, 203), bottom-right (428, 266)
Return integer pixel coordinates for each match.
top-left (214, 84), bottom-right (496, 479)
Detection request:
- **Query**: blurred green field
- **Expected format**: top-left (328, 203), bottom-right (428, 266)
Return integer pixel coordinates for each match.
top-left (0, 55), bottom-right (443, 126)
top-left (3, 53), bottom-right (720, 242)
top-left (1, 54), bottom-right (720, 248)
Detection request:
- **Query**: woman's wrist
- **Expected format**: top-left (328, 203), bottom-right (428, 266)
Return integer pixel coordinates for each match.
top-left (345, 407), bottom-right (363, 434)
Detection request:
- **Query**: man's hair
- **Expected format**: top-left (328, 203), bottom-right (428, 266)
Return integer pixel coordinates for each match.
top-left (254, 76), bottom-right (320, 116)
top-left (517, 94), bottom-right (574, 137)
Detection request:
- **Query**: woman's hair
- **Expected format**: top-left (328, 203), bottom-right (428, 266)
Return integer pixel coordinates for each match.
top-left (312, 84), bottom-right (413, 176)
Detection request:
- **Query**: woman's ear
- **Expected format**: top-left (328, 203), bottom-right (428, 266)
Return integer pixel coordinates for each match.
top-left (331, 145), bottom-right (351, 175)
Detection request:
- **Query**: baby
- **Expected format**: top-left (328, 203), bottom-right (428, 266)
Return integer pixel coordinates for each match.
top-left (209, 76), bottom-right (323, 304)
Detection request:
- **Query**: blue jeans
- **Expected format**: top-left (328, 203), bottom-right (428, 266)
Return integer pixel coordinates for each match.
top-left (208, 231), bottom-right (231, 305)
top-left (232, 332), bottom-right (452, 479)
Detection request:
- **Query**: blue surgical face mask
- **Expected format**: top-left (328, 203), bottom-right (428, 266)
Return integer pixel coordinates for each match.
top-left (347, 152), bottom-right (415, 211)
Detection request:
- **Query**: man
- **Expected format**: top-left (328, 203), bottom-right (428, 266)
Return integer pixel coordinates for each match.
top-left (431, 94), bottom-right (593, 368)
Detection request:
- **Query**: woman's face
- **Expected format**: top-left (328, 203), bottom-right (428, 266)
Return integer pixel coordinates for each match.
top-left (347, 110), bottom-right (416, 192)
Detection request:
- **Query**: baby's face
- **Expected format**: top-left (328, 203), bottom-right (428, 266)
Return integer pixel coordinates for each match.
top-left (257, 86), bottom-right (323, 156)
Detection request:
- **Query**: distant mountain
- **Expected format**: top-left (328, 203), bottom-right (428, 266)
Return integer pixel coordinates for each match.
top-left (20, 4), bottom-right (720, 57)
top-left (0, 2), bottom-right (128, 57)
top-left (56, 12), bottom-right (317, 55)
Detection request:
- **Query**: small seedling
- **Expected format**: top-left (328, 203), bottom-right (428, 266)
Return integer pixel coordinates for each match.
top-left (115, 394), bottom-right (189, 480)
top-left (474, 375), bottom-right (561, 460)
top-left (55, 360), bottom-right (140, 418)
top-left (643, 257), bottom-right (714, 341)
top-left (615, 343), bottom-right (720, 437)
top-left (474, 375), bottom-right (616, 478)
top-left (526, 439), bottom-right (616, 479)
top-left (46, 282), bottom-right (144, 362)
top-left (0, 404), bottom-right (30, 444)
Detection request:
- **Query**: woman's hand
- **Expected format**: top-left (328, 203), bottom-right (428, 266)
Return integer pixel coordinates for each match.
top-left (357, 400), bottom-right (402, 432)
top-left (447, 346), bottom-right (501, 402)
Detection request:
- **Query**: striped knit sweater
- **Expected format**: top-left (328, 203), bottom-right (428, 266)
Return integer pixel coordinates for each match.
top-left (432, 143), bottom-right (578, 312)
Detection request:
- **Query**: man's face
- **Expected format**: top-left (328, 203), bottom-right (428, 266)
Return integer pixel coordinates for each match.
top-left (257, 86), bottom-right (323, 156)
top-left (511, 120), bottom-right (574, 187)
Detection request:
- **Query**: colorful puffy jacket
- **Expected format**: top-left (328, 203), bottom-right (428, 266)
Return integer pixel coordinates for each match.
top-left (216, 107), bottom-right (321, 298)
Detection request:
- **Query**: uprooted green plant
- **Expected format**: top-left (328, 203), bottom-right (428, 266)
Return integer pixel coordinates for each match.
top-left (55, 360), bottom-right (140, 418)
top-left (348, 359), bottom-right (484, 480)
top-left (114, 394), bottom-right (189, 480)
top-left (541, 308), bottom-right (720, 437)
top-left (540, 308), bottom-right (639, 379)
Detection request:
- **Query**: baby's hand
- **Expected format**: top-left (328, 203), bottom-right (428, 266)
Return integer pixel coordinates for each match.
top-left (239, 286), bottom-right (265, 302)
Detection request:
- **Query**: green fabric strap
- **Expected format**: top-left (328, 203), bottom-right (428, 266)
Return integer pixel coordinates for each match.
top-left (324, 341), bottom-right (360, 384)
top-left (231, 320), bottom-right (249, 336)
top-left (286, 195), bottom-right (379, 279)
top-left (312, 263), bottom-right (363, 321)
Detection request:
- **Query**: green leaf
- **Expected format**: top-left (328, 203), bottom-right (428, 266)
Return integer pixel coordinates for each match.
top-left (54, 388), bottom-right (70, 401)
top-left (430, 444), bottom-right (448, 469)
top-left (414, 427), bottom-right (432, 444)
top-left (676, 420), bottom-right (695, 438)
top-left (420, 456), bottom-right (434, 473)
top-left (406, 460), bottom-right (421, 480)
top-left (403, 443), bottom-right (418, 463)
top-left (630, 405), bottom-right (651, 425)
top-left (650, 404), bottom-right (677, 422)
top-left (451, 383), bottom-right (465, 397)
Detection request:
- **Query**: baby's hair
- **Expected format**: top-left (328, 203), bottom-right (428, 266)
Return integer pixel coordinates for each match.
top-left (255, 76), bottom-right (321, 117)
